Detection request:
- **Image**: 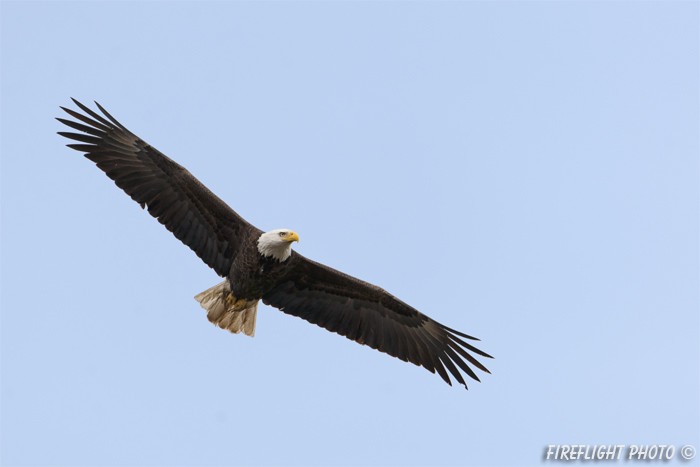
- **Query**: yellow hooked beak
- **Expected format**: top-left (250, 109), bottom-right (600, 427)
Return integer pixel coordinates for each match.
top-left (283, 231), bottom-right (300, 243)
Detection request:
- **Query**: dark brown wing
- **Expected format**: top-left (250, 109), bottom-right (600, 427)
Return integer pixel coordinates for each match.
top-left (57, 99), bottom-right (256, 277)
top-left (263, 253), bottom-right (493, 389)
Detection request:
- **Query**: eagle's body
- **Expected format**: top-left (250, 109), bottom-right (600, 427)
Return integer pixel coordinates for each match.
top-left (58, 99), bottom-right (493, 389)
top-left (231, 228), bottom-right (279, 300)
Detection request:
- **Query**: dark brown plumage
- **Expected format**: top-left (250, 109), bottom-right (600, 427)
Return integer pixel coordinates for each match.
top-left (58, 99), bottom-right (493, 389)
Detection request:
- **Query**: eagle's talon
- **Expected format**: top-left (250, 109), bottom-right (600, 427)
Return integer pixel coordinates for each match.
top-left (226, 294), bottom-right (238, 307)
top-left (233, 298), bottom-right (248, 311)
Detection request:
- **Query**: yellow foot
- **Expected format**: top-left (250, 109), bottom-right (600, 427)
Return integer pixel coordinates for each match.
top-left (225, 293), bottom-right (249, 311)
top-left (233, 298), bottom-right (248, 311)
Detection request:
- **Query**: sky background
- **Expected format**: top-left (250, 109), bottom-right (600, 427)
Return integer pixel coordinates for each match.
top-left (1, 2), bottom-right (698, 466)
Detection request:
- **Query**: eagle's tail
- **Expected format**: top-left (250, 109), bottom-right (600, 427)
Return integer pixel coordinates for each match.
top-left (194, 281), bottom-right (258, 337)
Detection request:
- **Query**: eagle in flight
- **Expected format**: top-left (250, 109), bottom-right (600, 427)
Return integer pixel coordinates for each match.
top-left (57, 99), bottom-right (492, 389)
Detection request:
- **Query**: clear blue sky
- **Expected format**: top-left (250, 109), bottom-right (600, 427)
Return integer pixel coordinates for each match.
top-left (1, 2), bottom-right (698, 466)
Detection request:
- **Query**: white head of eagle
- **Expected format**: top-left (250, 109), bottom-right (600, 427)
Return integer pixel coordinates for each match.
top-left (257, 229), bottom-right (300, 262)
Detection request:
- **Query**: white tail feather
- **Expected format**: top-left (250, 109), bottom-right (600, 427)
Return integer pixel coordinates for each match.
top-left (194, 281), bottom-right (258, 337)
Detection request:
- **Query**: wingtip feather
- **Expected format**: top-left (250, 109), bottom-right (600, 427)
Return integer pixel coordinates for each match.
top-left (442, 324), bottom-right (481, 341)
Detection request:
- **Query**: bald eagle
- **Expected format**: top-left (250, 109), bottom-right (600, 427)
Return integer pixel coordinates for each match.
top-left (57, 99), bottom-right (492, 389)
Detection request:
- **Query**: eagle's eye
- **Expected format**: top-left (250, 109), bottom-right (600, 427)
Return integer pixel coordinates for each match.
top-left (279, 232), bottom-right (285, 237)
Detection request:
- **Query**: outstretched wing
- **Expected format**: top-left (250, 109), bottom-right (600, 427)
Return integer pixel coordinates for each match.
top-left (263, 253), bottom-right (493, 389)
top-left (57, 99), bottom-right (256, 277)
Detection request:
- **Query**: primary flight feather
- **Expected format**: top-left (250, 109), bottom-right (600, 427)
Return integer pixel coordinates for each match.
top-left (57, 99), bottom-right (493, 389)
